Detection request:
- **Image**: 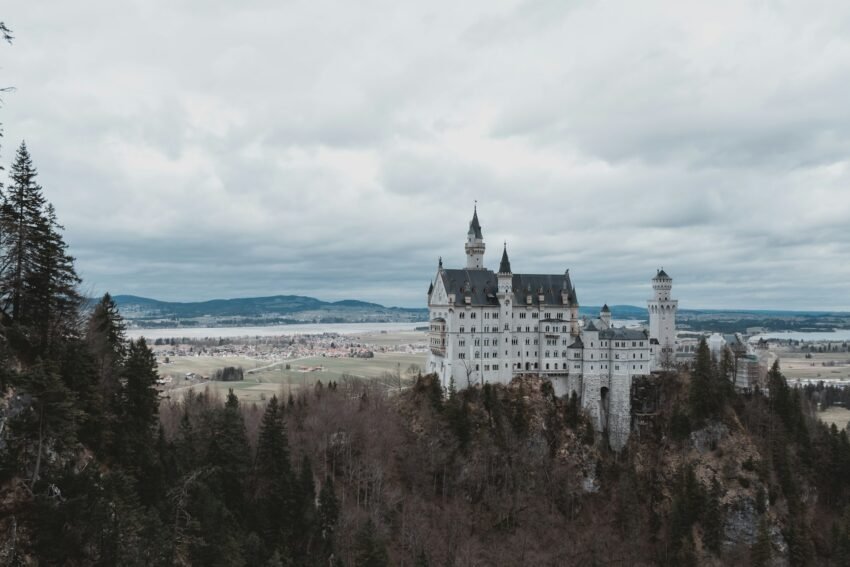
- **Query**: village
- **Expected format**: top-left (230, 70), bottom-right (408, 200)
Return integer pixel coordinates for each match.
top-left (147, 329), bottom-right (430, 403)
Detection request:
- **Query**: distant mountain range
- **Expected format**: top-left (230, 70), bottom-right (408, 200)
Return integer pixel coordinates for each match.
top-left (109, 294), bottom-right (429, 328)
top-left (108, 294), bottom-right (850, 333)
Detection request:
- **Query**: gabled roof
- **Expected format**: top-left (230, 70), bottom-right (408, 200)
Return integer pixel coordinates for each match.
top-left (468, 206), bottom-right (483, 239)
top-left (584, 320), bottom-right (599, 332)
top-left (569, 337), bottom-right (584, 349)
top-left (439, 269), bottom-right (500, 306)
top-left (600, 328), bottom-right (649, 341)
top-left (435, 268), bottom-right (580, 308)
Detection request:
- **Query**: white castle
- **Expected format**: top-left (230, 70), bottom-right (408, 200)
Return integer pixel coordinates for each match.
top-left (426, 207), bottom-right (678, 449)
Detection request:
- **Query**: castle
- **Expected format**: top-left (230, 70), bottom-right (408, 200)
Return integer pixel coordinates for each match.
top-left (426, 207), bottom-right (678, 449)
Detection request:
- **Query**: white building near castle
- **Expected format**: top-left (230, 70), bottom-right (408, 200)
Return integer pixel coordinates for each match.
top-left (426, 207), bottom-right (678, 449)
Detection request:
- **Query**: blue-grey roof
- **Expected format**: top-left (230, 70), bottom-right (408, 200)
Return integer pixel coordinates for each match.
top-left (569, 337), bottom-right (584, 349)
top-left (601, 304), bottom-right (610, 313)
top-left (437, 268), bottom-right (578, 308)
top-left (654, 269), bottom-right (670, 279)
top-left (584, 320), bottom-right (599, 332)
top-left (600, 328), bottom-right (649, 341)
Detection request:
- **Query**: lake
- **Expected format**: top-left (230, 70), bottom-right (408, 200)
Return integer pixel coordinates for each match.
top-left (126, 321), bottom-right (427, 340)
top-left (749, 330), bottom-right (850, 342)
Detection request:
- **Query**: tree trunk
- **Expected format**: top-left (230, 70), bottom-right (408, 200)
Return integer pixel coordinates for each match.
top-left (31, 405), bottom-right (44, 488)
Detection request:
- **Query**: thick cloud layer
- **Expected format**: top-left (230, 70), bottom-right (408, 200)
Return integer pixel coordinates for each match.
top-left (3, 1), bottom-right (850, 310)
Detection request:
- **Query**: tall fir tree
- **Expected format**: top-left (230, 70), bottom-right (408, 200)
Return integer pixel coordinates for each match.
top-left (118, 337), bottom-right (161, 503)
top-left (689, 337), bottom-right (720, 422)
top-left (207, 389), bottom-right (251, 516)
top-left (86, 293), bottom-right (127, 454)
top-left (1, 141), bottom-right (46, 324)
top-left (317, 476), bottom-right (340, 559)
top-left (13, 363), bottom-right (79, 488)
top-left (25, 203), bottom-right (80, 353)
top-left (253, 395), bottom-right (294, 557)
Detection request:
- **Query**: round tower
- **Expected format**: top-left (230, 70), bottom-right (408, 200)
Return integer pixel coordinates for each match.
top-left (465, 205), bottom-right (486, 269)
top-left (648, 269), bottom-right (678, 367)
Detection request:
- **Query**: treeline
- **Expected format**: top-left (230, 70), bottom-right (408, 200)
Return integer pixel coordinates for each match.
top-left (212, 365), bottom-right (244, 382)
top-left (804, 382), bottom-right (850, 411)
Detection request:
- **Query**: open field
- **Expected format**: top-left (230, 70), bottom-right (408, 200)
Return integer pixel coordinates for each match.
top-left (157, 356), bottom-right (269, 379)
top-left (818, 406), bottom-right (850, 430)
top-left (776, 352), bottom-right (850, 382)
top-left (159, 351), bottom-right (427, 404)
top-left (345, 330), bottom-right (426, 347)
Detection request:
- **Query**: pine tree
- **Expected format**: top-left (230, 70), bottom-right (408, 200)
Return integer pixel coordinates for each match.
top-left (353, 519), bottom-right (389, 567)
top-left (253, 395), bottom-right (294, 555)
top-left (293, 454), bottom-right (317, 557)
top-left (318, 476), bottom-right (340, 551)
top-left (25, 203), bottom-right (80, 353)
top-left (12, 363), bottom-right (79, 488)
top-left (720, 346), bottom-right (735, 385)
top-left (57, 337), bottom-right (104, 450)
top-left (0, 142), bottom-right (46, 323)
top-left (207, 389), bottom-right (251, 516)
top-left (86, 293), bottom-right (126, 383)
top-left (86, 293), bottom-right (126, 454)
top-left (118, 337), bottom-right (161, 502)
top-left (175, 408), bottom-right (198, 474)
top-left (0, 142), bottom-right (78, 355)
top-left (689, 338), bottom-right (719, 422)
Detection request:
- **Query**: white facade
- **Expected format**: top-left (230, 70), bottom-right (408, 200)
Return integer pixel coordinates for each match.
top-left (648, 269), bottom-right (678, 368)
top-left (426, 209), bottom-right (678, 450)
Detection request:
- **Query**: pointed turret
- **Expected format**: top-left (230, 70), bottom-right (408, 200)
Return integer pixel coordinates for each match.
top-left (464, 203), bottom-right (486, 269)
top-left (468, 204), bottom-right (483, 239)
top-left (498, 243), bottom-right (512, 274)
top-left (497, 243), bottom-right (513, 297)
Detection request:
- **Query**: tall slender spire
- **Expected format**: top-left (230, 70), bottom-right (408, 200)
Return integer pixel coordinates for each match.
top-left (468, 203), bottom-right (483, 239)
top-left (499, 242), bottom-right (512, 274)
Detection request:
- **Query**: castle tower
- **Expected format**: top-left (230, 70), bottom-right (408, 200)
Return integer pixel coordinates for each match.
top-left (648, 269), bottom-right (678, 367)
top-left (465, 205), bottom-right (486, 269)
top-left (496, 244), bottom-right (514, 382)
top-left (599, 304), bottom-right (611, 329)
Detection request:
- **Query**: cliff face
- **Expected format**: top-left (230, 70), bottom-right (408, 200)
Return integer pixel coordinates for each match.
top-left (384, 372), bottom-right (825, 566)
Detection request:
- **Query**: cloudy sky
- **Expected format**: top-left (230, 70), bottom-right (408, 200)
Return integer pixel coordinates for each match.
top-left (2, 1), bottom-right (850, 310)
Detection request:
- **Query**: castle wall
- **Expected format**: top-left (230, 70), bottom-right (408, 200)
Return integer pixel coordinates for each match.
top-left (607, 374), bottom-right (632, 450)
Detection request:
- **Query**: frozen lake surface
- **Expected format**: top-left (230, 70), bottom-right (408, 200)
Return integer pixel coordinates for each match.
top-left (749, 330), bottom-right (850, 342)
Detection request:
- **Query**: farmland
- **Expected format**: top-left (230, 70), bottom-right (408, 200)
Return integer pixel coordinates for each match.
top-left (154, 329), bottom-right (428, 404)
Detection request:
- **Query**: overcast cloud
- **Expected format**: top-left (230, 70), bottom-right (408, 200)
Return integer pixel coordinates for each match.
top-left (2, 0), bottom-right (850, 310)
